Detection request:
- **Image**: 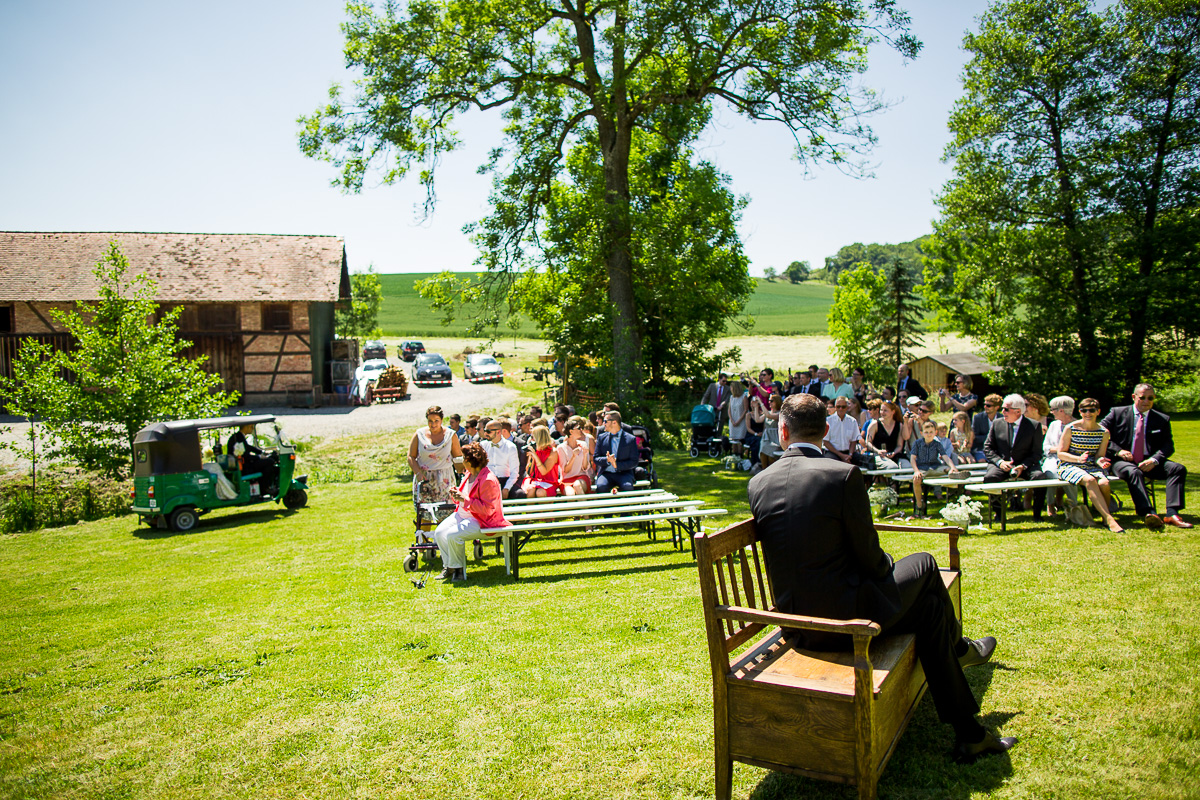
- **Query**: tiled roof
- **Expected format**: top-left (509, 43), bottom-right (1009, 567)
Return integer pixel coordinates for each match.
top-left (0, 232), bottom-right (351, 302)
top-left (912, 352), bottom-right (1003, 374)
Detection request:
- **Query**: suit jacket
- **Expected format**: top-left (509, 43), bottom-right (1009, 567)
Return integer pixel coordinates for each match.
top-left (983, 416), bottom-right (1044, 471)
top-left (1101, 405), bottom-right (1174, 463)
top-left (896, 375), bottom-right (928, 400)
top-left (747, 448), bottom-right (901, 644)
top-left (802, 380), bottom-right (825, 397)
top-left (594, 429), bottom-right (639, 474)
top-left (700, 381), bottom-right (730, 413)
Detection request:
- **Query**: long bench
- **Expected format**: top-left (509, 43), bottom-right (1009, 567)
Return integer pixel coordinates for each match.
top-left (477, 488), bottom-right (727, 578)
top-left (696, 519), bottom-right (963, 799)
top-left (965, 477), bottom-right (1073, 532)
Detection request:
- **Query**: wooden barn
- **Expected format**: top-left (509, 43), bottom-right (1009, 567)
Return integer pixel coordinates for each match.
top-left (908, 351), bottom-right (1004, 399)
top-left (0, 231), bottom-right (351, 407)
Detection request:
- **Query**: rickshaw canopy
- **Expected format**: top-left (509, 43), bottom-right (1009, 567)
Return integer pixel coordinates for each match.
top-left (132, 415), bottom-right (279, 477)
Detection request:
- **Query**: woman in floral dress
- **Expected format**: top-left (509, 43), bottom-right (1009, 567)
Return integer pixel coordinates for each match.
top-left (407, 405), bottom-right (463, 505)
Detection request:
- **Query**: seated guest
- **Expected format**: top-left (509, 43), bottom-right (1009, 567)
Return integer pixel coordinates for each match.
top-left (824, 397), bottom-right (863, 466)
top-left (433, 442), bottom-right (510, 583)
top-left (983, 394), bottom-right (1048, 519)
top-left (971, 394), bottom-right (1003, 461)
top-left (939, 374), bottom-right (978, 415)
top-left (748, 394), bottom-right (1016, 763)
top-left (480, 420), bottom-right (524, 499)
top-left (593, 411), bottom-right (639, 493)
top-left (700, 373), bottom-right (732, 432)
top-left (550, 410), bottom-right (569, 442)
top-left (1042, 396), bottom-right (1076, 516)
top-left (936, 421), bottom-right (955, 465)
top-left (911, 420), bottom-right (961, 518)
top-left (849, 367), bottom-right (870, 406)
top-left (525, 425), bottom-right (561, 498)
top-left (1023, 394), bottom-right (1049, 436)
top-left (897, 363), bottom-right (928, 400)
top-left (1100, 384), bottom-right (1191, 529)
top-left (881, 385), bottom-right (897, 404)
top-left (950, 411), bottom-right (975, 465)
top-left (860, 397), bottom-right (882, 436)
top-left (864, 401), bottom-right (907, 470)
top-left (556, 421), bottom-right (592, 496)
top-left (1057, 398), bottom-right (1124, 532)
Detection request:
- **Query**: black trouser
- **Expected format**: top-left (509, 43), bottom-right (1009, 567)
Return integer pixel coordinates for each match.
top-left (983, 466), bottom-right (1047, 512)
top-left (498, 481), bottom-right (526, 500)
top-left (882, 553), bottom-right (979, 730)
top-left (1110, 458), bottom-right (1187, 516)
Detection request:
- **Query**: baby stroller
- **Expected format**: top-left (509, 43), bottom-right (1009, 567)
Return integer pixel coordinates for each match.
top-left (689, 404), bottom-right (726, 458)
top-left (627, 424), bottom-right (659, 489)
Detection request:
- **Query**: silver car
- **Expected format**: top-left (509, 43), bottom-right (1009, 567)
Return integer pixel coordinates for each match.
top-left (463, 353), bottom-right (504, 383)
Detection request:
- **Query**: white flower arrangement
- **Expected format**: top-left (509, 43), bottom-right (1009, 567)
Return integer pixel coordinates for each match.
top-left (721, 455), bottom-right (740, 471)
top-left (939, 495), bottom-right (986, 528)
top-left (868, 485), bottom-right (899, 508)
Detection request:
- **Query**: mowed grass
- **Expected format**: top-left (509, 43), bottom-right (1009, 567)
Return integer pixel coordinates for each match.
top-left (1, 422), bottom-right (1198, 799)
top-left (375, 272), bottom-right (835, 338)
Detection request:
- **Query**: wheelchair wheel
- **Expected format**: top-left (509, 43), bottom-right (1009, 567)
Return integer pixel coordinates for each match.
top-left (473, 540), bottom-right (484, 560)
top-left (402, 553), bottom-right (418, 573)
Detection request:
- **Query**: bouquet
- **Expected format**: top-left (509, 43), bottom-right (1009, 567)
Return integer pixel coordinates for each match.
top-left (867, 485), bottom-right (899, 509)
top-left (939, 495), bottom-right (985, 528)
top-left (721, 455), bottom-right (741, 471)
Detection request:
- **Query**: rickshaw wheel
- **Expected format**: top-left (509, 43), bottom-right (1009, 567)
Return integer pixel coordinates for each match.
top-left (402, 553), bottom-right (418, 573)
top-left (283, 488), bottom-right (308, 509)
top-left (169, 507), bottom-right (198, 532)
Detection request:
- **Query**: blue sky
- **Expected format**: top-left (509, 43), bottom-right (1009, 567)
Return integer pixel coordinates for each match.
top-left (0, 0), bottom-right (989, 277)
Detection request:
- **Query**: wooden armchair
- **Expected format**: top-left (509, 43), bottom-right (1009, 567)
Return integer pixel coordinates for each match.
top-left (694, 519), bottom-right (962, 800)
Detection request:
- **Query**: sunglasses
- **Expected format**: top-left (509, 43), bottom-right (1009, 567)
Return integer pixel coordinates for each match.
top-left (1080, 407), bottom-right (1099, 413)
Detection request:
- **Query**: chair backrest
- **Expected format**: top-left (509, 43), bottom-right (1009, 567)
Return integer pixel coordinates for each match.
top-left (695, 518), bottom-right (775, 671)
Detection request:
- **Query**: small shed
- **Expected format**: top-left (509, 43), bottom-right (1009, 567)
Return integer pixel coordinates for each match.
top-left (908, 352), bottom-right (1004, 399)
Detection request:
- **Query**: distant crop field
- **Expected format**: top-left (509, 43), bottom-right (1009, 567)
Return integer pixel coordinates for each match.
top-left (374, 272), bottom-right (834, 338)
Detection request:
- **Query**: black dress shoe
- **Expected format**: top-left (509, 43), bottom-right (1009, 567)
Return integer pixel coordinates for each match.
top-left (959, 636), bottom-right (997, 668)
top-left (954, 730), bottom-right (1018, 763)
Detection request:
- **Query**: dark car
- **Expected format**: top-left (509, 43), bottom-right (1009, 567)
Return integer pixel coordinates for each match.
top-left (463, 353), bottom-right (504, 383)
top-left (362, 340), bottom-right (387, 360)
top-left (412, 353), bottom-right (453, 386)
top-left (399, 340), bottom-right (425, 362)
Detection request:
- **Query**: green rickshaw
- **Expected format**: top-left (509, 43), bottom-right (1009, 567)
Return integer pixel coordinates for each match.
top-left (131, 414), bottom-right (309, 532)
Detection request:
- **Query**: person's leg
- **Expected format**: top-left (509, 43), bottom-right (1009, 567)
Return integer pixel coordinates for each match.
top-left (883, 553), bottom-right (981, 734)
top-left (445, 515), bottom-right (484, 576)
top-left (1159, 460), bottom-right (1188, 516)
top-left (594, 473), bottom-right (614, 494)
top-left (506, 485), bottom-right (526, 500)
top-left (1111, 459), bottom-right (1153, 515)
top-left (615, 472), bottom-right (636, 492)
top-left (913, 474), bottom-right (925, 512)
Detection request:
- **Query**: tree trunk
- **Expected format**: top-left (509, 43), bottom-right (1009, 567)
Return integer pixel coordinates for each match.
top-left (598, 117), bottom-right (642, 407)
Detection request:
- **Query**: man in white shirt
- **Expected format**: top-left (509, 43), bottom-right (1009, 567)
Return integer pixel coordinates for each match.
top-left (480, 421), bottom-right (524, 499)
top-left (824, 397), bottom-right (862, 464)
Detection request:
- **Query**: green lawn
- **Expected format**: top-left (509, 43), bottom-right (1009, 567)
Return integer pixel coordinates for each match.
top-left (374, 272), bottom-right (835, 338)
top-left (2, 421), bottom-right (1198, 799)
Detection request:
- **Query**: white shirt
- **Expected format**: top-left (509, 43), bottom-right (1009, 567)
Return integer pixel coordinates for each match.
top-left (481, 437), bottom-right (520, 491)
top-left (825, 413), bottom-right (861, 452)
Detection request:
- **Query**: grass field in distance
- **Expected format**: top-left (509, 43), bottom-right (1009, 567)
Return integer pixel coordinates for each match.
top-left (375, 272), bottom-right (834, 338)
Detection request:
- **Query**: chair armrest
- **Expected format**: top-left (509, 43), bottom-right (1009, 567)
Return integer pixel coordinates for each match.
top-left (875, 523), bottom-right (962, 571)
top-left (715, 605), bottom-right (882, 637)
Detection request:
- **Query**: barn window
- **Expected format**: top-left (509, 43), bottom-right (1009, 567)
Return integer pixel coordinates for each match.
top-left (0, 305), bottom-right (13, 333)
top-left (262, 303), bottom-right (292, 331)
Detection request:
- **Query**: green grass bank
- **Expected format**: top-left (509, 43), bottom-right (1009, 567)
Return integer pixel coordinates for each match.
top-left (375, 273), bottom-right (834, 339)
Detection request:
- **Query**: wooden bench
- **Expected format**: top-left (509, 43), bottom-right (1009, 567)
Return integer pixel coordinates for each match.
top-left (479, 492), bottom-right (727, 579)
top-left (965, 477), bottom-right (1072, 531)
top-left (887, 472), bottom-right (985, 511)
top-left (695, 518), bottom-right (962, 800)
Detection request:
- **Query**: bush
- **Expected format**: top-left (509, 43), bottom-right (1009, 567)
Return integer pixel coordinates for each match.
top-left (0, 473), bottom-right (131, 534)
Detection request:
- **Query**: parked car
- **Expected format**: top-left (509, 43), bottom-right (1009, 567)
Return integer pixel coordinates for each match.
top-left (463, 353), bottom-right (504, 383)
top-left (399, 340), bottom-right (425, 361)
top-left (355, 358), bottom-right (391, 383)
top-left (412, 353), bottom-right (453, 386)
top-left (131, 415), bottom-right (308, 532)
top-left (362, 340), bottom-right (387, 360)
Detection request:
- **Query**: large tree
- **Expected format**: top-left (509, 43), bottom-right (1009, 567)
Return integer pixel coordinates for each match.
top-left (299, 0), bottom-right (919, 403)
top-left (926, 0), bottom-right (1200, 400)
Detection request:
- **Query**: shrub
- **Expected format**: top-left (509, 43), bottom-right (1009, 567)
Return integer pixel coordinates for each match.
top-left (0, 473), bottom-right (131, 534)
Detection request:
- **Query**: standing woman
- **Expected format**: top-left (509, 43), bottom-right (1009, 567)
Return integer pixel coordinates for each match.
top-left (821, 368), bottom-right (855, 401)
top-left (433, 442), bottom-right (510, 582)
top-left (408, 405), bottom-right (463, 505)
top-left (849, 367), bottom-right (870, 407)
top-left (1058, 399), bottom-right (1123, 532)
top-left (728, 380), bottom-right (748, 457)
top-left (939, 374), bottom-right (978, 414)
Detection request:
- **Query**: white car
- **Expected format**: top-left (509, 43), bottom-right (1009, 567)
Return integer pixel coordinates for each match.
top-left (354, 358), bottom-right (391, 383)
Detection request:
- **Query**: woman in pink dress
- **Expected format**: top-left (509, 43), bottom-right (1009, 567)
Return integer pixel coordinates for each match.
top-left (557, 420), bottom-right (592, 495)
top-left (525, 425), bottom-right (561, 497)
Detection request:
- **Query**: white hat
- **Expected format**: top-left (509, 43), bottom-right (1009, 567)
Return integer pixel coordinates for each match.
top-left (906, 396), bottom-right (922, 406)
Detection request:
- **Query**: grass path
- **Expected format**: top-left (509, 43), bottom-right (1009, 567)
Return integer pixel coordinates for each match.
top-left (1, 425), bottom-right (1198, 798)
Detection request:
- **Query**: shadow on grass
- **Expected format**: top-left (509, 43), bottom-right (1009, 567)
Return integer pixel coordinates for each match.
top-left (453, 557), bottom-right (694, 586)
top-left (131, 505), bottom-right (301, 540)
top-left (740, 665), bottom-right (1012, 800)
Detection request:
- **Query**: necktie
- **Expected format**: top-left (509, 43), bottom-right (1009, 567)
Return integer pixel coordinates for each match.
top-left (1132, 413), bottom-right (1146, 462)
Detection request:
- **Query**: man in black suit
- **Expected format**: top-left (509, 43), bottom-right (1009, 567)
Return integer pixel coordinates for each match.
top-left (1100, 383), bottom-right (1192, 529)
top-left (748, 393), bottom-right (1017, 763)
top-left (593, 411), bottom-right (640, 494)
top-left (983, 394), bottom-right (1048, 519)
top-left (896, 363), bottom-right (928, 401)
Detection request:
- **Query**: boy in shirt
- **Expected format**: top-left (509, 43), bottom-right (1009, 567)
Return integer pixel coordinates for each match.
top-left (911, 420), bottom-right (960, 518)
